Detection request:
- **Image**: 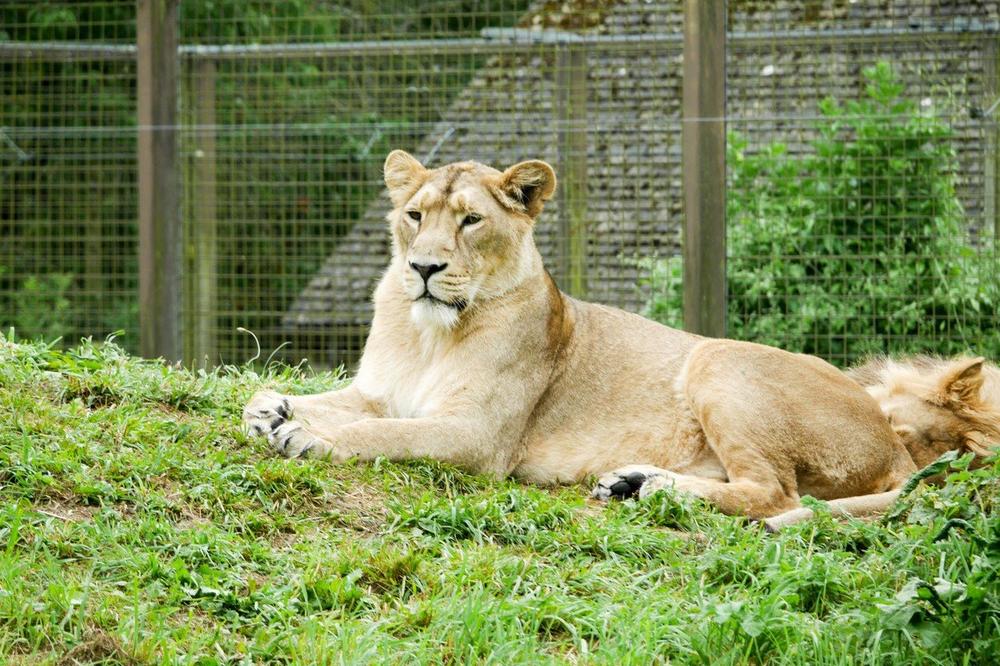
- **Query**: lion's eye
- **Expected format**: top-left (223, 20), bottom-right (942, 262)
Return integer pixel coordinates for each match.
top-left (406, 210), bottom-right (422, 222)
top-left (461, 213), bottom-right (482, 227)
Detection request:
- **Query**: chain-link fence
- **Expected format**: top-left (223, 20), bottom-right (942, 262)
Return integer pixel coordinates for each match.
top-left (2, 1), bottom-right (998, 369)
top-left (1, 2), bottom-right (138, 350)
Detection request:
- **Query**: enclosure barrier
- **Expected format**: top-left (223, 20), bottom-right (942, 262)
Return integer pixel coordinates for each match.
top-left (1, 1), bottom-right (997, 368)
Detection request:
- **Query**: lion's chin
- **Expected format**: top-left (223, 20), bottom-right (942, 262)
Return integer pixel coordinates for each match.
top-left (410, 299), bottom-right (461, 331)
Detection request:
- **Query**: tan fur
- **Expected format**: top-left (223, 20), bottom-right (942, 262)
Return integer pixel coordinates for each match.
top-left (848, 356), bottom-right (1000, 466)
top-left (244, 152), bottom-right (922, 524)
top-left (764, 355), bottom-right (1000, 530)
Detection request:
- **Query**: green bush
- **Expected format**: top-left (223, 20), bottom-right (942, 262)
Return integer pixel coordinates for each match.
top-left (642, 62), bottom-right (1000, 363)
top-left (0, 266), bottom-right (74, 341)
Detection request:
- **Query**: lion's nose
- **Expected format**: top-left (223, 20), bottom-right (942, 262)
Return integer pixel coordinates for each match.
top-left (409, 261), bottom-right (447, 283)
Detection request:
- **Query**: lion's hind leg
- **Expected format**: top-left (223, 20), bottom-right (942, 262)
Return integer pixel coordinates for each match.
top-left (652, 471), bottom-right (799, 518)
top-left (591, 463), bottom-right (799, 519)
top-left (762, 489), bottom-right (903, 531)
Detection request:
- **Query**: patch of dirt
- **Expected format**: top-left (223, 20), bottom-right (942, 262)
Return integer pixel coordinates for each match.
top-left (265, 483), bottom-right (391, 549)
top-left (56, 630), bottom-right (137, 666)
top-left (327, 484), bottom-right (391, 535)
top-left (268, 530), bottom-right (301, 550)
top-left (60, 377), bottom-right (121, 410)
top-left (147, 473), bottom-right (182, 497)
top-left (175, 513), bottom-right (213, 530)
top-left (149, 402), bottom-right (201, 422)
top-left (34, 498), bottom-right (99, 523)
top-left (145, 473), bottom-right (212, 528)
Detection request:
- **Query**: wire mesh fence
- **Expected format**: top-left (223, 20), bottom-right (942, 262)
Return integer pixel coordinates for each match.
top-left (1, 1), bottom-right (998, 369)
top-left (720, 1), bottom-right (1000, 364)
top-left (1, 2), bottom-right (139, 349)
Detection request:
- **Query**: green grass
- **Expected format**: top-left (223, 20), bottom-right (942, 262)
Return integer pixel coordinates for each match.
top-left (1, 335), bottom-right (998, 665)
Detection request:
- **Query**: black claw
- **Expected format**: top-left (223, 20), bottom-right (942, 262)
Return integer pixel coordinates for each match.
top-left (297, 443), bottom-right (313, 458)
top-left (276, 399), bottom-right (290, 419)
top-left (277, 431), bottom-right (293, 453)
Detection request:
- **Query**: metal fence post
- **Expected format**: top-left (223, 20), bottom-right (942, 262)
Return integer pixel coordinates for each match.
top-left (556, 45), bottom-right (588, 298)
top-left (987, 37), bottom-right (1000, 248)
top-left (137, 0), bottom-right (181, 360)
top-left (185, 58), bottom-right (218, 367)
top-left (682, 0), bottom-right (727, 337)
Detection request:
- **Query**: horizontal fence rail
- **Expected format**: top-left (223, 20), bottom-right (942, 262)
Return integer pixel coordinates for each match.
top-left (1, 0), bottom-right (998, 368)
top-left (2, 22), bottom-right (998, 61)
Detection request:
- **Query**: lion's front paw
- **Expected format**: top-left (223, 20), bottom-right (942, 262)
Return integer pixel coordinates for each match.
top-left (591, 464), bottom-right (677, 501)
top-left (637, 471), bottom-right (679, 499)
top-left (243, 391), bottom-right (319, 458)
top-left (243, 390), bottom-right (292, 438)
top-left (270, 421), bottom-right (320, 458)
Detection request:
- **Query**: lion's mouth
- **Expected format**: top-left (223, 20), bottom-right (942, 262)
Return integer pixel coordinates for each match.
top-left (418, 290), bottom-right (467, 311)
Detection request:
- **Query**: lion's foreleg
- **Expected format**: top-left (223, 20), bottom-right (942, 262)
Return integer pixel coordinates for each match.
top-left (243, 385), bottom-right (382, 458)
top-left (286, 386), bottom-right (383, 429)
top-left (303, 416), bottom-right (508, 475)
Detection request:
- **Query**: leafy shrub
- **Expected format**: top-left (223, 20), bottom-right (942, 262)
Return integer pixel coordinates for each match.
top-left (642, 62), bottom-right (1000, 362)
top-left (1, 270), bottom-right (74, 341)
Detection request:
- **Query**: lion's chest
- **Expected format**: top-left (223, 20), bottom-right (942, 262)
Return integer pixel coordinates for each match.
top-left (386, 365), bottom-right (451, 419)
top-left (355, 339), bottom-right (457, 419)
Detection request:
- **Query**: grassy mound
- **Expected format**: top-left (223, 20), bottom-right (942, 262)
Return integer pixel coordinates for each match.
top-left (1, 336), bottom-right (998, 664)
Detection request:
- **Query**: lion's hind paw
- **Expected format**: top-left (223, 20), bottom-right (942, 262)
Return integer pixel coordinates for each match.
top-left (591, 464), bottom-right (677, 501)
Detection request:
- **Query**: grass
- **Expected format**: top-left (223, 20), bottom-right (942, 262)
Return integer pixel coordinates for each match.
top-left (1, 335), bottom-right (998, 665)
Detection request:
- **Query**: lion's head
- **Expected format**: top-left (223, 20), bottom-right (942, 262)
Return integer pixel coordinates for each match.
top-left (382, 150), bottom-right (556, 329)
top-left (854, 356), bottom-right (1000, 468)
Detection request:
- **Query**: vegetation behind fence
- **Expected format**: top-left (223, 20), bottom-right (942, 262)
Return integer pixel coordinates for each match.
top-left (644, 62), bottom-right (1000, 361)
top-left (1, 1), bottom-right (998, 368)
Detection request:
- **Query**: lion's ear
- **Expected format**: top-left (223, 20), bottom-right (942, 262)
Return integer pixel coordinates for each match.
top-left (384, 150), bottom-right (427, 205)
top-left (933, 357), bottom-right (985, 406)
top-left (494, 160), bottom-right (556, 218)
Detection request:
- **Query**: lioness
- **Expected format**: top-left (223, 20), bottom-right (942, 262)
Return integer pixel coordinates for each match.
top-left (849, 355), bottom-right (1000, 466)
top-left (761, 355), bottom-right (1000, 529)
top-left (244, 151), bottom-right (917, 522)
